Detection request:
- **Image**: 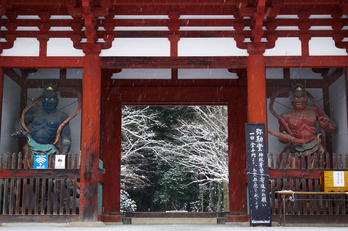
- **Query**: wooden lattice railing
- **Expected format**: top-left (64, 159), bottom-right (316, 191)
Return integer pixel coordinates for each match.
top-left (0, 152), bottom-right (80, 217)
top-left (268, 153), bottom-right (348, 217)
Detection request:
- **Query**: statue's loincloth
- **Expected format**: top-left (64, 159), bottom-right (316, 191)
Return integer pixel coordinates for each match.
top-left (289, 133), bottom-right (324, 156)
top-left (27, 134), bottom-right (59, 155)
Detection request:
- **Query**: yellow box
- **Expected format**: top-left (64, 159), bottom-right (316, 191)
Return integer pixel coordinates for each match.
top-left (320, 171), bottom-right (348, 192)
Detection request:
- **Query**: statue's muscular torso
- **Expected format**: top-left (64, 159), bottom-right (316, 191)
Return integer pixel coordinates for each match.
top-left (25, 108), bottom-right (68, 144)
top-left (280, 106), bottom-right (318, 141)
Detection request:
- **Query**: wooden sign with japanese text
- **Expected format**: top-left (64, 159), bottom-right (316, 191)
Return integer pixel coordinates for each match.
top-left (245, 123), bottom-right (271, 226)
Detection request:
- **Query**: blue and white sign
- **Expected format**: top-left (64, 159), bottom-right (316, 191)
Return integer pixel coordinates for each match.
top-left (34, 155), bottom-right (48, 169)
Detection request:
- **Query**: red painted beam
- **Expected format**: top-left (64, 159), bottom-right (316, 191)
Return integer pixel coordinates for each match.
top-left (268, 169), bottom-right (322, 178)
top-left (6, 0), bottom-right (340, 5)
top-left (102, 86), bottom-right (245, 105)
top-left (265, 56), bottom-right (348, 68)
top-left (0, 169), bottom-right (80, 178)
top-left (101, 56), bottom-right (348, 70)
top-left (0, 57), bottom-right (84, 68)
top-left (101, 57), bottom-right (248, 69)
top-left (110, 0), bottom-right (239, 5)
top-left (101, 79), bottom-right (246, 88)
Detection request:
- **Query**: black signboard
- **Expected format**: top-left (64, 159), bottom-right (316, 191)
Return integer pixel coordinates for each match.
top-left (245, 123), bottom-right (271, 226)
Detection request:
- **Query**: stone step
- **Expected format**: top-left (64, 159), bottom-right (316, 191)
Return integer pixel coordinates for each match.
top-left (131, 217), bottom-right (218, 225)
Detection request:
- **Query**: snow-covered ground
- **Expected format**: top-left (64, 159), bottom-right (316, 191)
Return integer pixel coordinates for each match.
top-left (1, 224), bottom-right (348, 231)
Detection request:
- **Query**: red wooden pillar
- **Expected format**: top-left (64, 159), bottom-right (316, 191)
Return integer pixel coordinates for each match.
top-left (101, 100), bottom-right (122, 218)
top-left (347, 67), bottom-right (348, 137)
top-left (0, 67), bottom-right (3, 132)
top-left (247, 46), bottom-right (267, 125)
top-left (227, 92), bottom-right (248, 221)
top-left (79, 46), bottom-right (101, 221)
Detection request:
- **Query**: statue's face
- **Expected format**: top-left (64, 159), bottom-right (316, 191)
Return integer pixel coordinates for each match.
top-left (291, 91), bottom-right (307, 111)
top-left (42, 90), bottom-right (58, 112)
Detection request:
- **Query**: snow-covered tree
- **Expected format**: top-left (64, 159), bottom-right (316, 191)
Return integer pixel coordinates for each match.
top-left (157, 106), bottom-right (229, 211)
top-left (121, 106), bottom-right (229, 212)
top-left (121, 106), bottom-right (165, 191)
top-left (120, 189), bottom-right (137, 212)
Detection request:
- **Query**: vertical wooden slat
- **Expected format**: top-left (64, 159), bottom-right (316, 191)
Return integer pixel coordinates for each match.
top-left (288, 153), bottom-right (293, 169)
top-left (74, 153), bottom-right (79, 169)
top-left (294, 154), bottom-right (299, 169)
top-left (72, 178), bottom-right (77, 215)
top-left (53, 179), bottom-right (58, 215)
top-left (300, 152), bottom-right (306, 215)
top-left (15, 152), bottom-right (22, 215)
top-left (295, 176), bottom-right (300, 215)
top-left (48, 154), bottom-right (53, 169)
top-left (0, 153), bottom-right (3, 214)
top-left (3, 153), bottom-right (10, 214)
top-left (322, 194), bottom-right (327, 215)
top-left (59, 178), bottom-right (64, 215)
top-left (72, 153), bottom-right (79, 215)
top-left (302, 178), bottom-right (307, 215)
top-left (313, 153), bottom-right (318, 169)
top-left (281, 153), bottom-right (286, 170)
top-left (308, 178), bottom-right (313, 215)
top-left (345, 153), bottom-right (348, 169)
top-left (287, 153), bottom-right (293, 215)
top-left (301, 153), bottom-right (306, 169)
top-left (315, 179), bottom-right (319, 214)
top-left (335, 194), bottom-right (340, 215)
top-left (326, 153), bottom-right (331, 169)
top-left (34, 178), bottom-right (39, 215)
top-left (28, 178), bottom-right (33, 215)
top-left (269, 153), bottom-right (274, 169)
top-left (21, 153), bottom-right (28, 215)
top-left (41, 179), bottom-right (46, 215)
top-left (332, 153), bottom-right (336, 169)
top-left (68, 153), bottom-right (72, 169)
top-left (9, 153), bottom-right (16, 215)
top-left (319, 152), bottom-right (324, 169)
top-left (329, 193), bottom-right (333, 215)
top-left (338, 153), bottom-right (343, 169)
top-left (66, 178), bottom-right (71, 215)
top-left (47, 179), bottom-right (52, 215)
top-left (307, 154), bottom-right (312, 169)
top-left (271, 179), bottom-right (275, 215)
top-left (30, 153), bottom-right (34, 169)
top-left (276, 153), bottom-right (280, 169)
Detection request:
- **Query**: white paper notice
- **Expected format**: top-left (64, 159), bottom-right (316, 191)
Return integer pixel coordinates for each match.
top-left (333, 171), bottom-right (345, 187)
top-left (55, 155), bottom-right (66, 169)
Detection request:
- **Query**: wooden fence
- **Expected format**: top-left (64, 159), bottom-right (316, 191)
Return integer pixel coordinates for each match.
top-left (0, 152), bottom-right (80, 221)
top-left (268, 153), bottom-right (348, 219)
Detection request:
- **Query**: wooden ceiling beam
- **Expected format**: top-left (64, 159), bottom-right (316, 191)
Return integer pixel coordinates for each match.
top-left (3, 68), bottom-right (25, 86)
top-left (100, 56), bottom-right (348, 69)
top-left (101, 79), bottom-right (246, 88)
top-left (101, 57), bottom-right (248, 69)
top-left (1, 18), bottom-right (344, 28)
top-left (101, 86), bottom-right (245, 105)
